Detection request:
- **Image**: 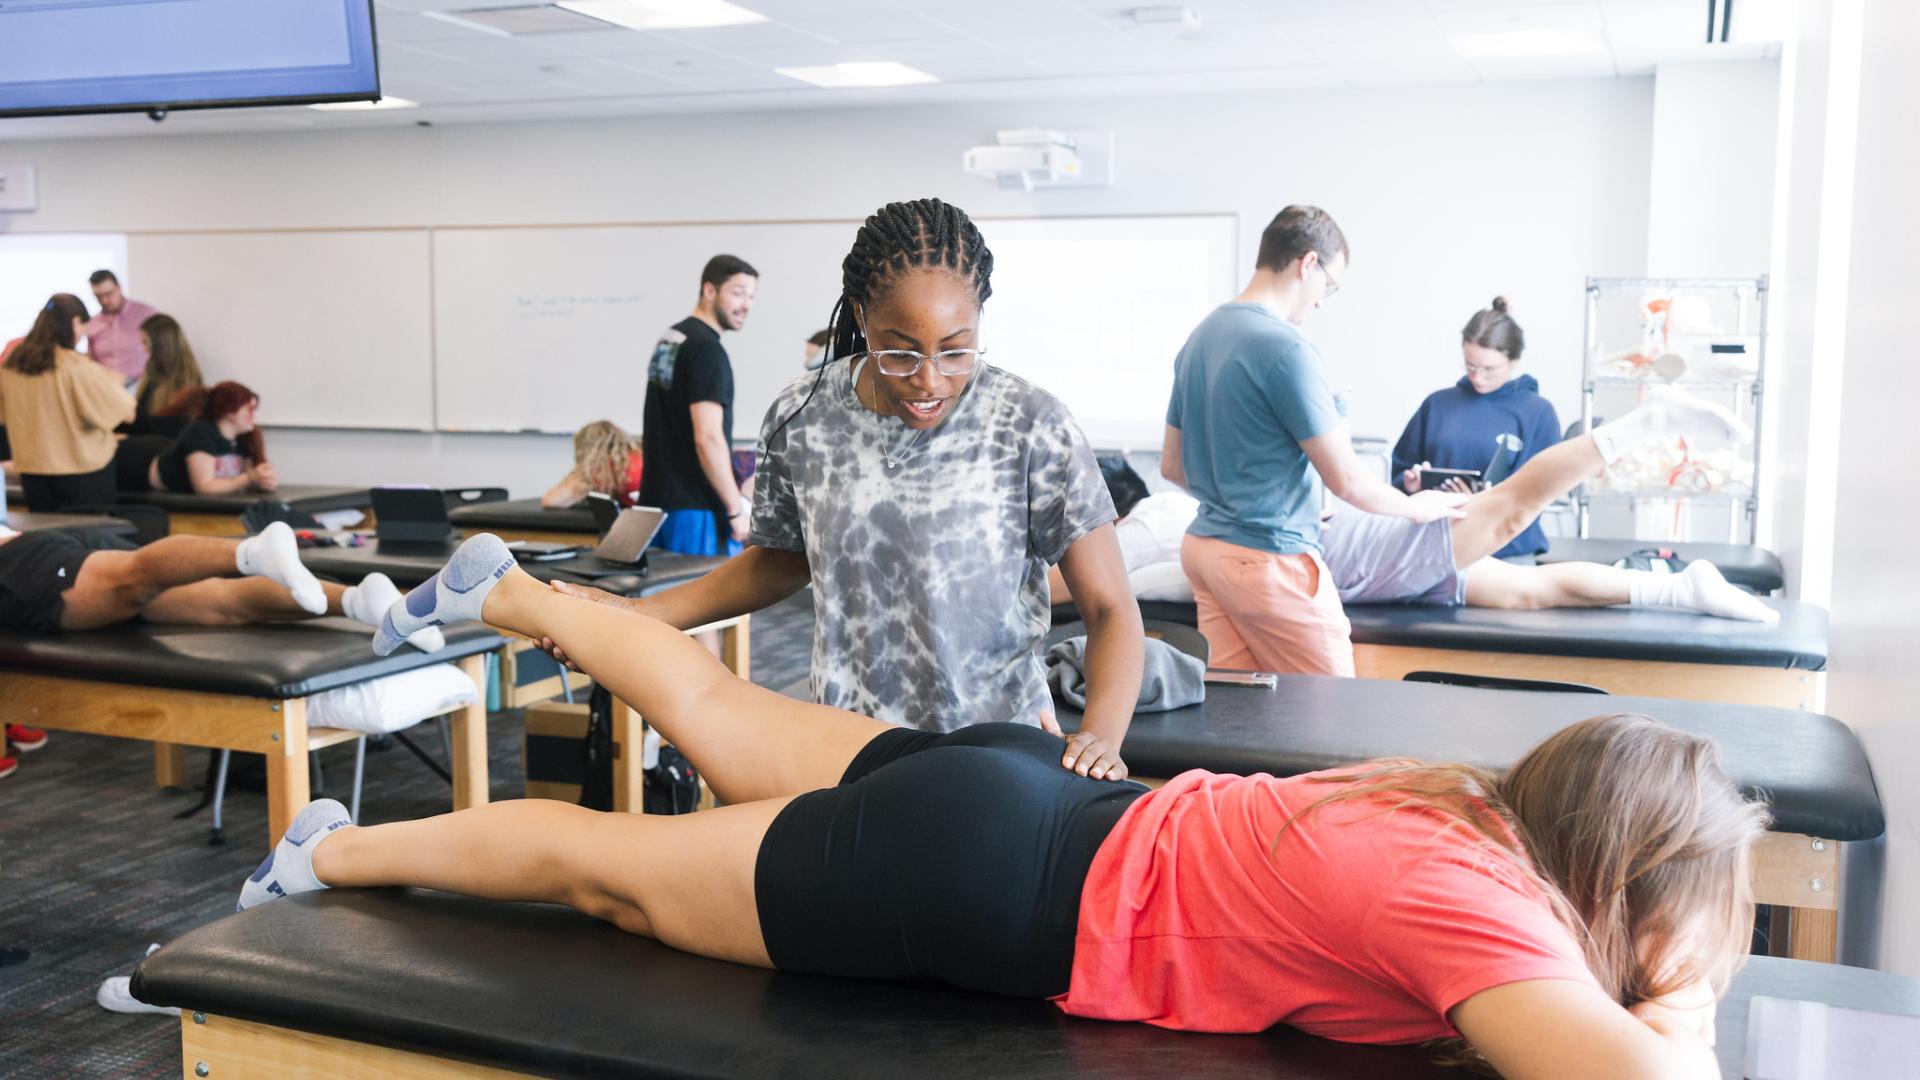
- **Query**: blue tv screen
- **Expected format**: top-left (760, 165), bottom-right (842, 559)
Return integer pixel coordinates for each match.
top-left (0, 0), bottom-right (380, 118)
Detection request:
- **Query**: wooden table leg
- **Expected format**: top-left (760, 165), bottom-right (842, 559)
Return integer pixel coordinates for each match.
top-left (1752, 832), bottom-right (1842, 963)
top-left (722, 614), bottom-right (751, 681)
top-left (154, 743), bottom-right (187, 788)
top-left (265, 699), bottom-right (312, 847)
top-left (611, 696), bottom-right (645, 814)
top-left (450, 654), bottom-right (492, 811)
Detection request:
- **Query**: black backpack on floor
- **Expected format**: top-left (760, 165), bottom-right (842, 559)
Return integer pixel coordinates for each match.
top-left (580, 685), bottom-right (700, 814)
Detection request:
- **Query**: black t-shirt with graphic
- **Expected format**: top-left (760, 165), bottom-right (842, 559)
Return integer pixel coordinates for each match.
top-left (640, 316), bottom-right (734, 512)
top-left (155, 420), bottom-right (245, 493)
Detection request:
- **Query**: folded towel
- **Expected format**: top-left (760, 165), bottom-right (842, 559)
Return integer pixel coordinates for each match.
top-left (1046, 635), bottom-right (1205, 713)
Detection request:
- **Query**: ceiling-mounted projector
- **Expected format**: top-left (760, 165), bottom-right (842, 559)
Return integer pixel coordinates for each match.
top-left (963, 128), bottom-right (1112, 192)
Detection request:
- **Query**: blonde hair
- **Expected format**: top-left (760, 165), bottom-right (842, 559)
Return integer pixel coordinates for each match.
top-left (1276, 714), bottom-right (1769, 1070)
top-left (571, 420), bottom-right (640, 498)
top-left (135, 313), bottom-right (205, 415)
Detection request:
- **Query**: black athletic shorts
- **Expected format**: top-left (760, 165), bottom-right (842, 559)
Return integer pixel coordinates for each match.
top-left (18, 465), bottom-right (116, 513)
top-left (0, 530), bottom-right (136, 631)
top-left (754, 723), bottom-right (1149, 999)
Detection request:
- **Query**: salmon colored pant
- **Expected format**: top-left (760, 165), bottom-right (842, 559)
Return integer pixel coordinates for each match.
top-left (1179, 533), bottom-right (1355, 677)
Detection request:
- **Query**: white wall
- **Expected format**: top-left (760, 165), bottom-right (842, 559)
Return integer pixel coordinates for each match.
top-left (1826, 0), bottom-right (1920, 977)
top-left (0, 79), bottom-right (1653, 494)
top-left (1646, 60), bottom-right (1780, 278)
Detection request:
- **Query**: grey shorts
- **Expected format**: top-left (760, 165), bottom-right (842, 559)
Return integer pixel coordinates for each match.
top-left (1320, 510), bottom-right (1465, 606)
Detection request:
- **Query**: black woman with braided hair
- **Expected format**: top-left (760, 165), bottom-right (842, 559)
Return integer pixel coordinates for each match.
top-left (539, 198), bottom-right (1145, 780)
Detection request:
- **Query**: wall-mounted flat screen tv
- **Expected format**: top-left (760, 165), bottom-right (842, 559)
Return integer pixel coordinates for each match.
top-left (0, 0), bottom-right (379, 118)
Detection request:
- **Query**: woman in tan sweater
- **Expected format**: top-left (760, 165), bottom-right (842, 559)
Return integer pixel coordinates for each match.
top-left (0, 293), bottom-right (136, 511)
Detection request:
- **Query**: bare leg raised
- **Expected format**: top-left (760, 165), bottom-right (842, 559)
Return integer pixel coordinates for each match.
top-left (1450, 436), bottom-right (1604, 568)
top-left (481, 564), bottom-right (891, 805)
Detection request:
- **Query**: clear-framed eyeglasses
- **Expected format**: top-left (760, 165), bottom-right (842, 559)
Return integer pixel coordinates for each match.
top-left (865, 347), bottom-right (986, 378)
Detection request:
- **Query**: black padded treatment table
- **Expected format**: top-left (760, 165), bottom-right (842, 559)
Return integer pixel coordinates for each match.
top-left (6, 509), bottom-right (138, 538)
top-left (1540, 538), bottom-right (1788, 594)
top-left (449, 496), bottom-right (599, 546)
top-left (1055, 598), bottom-right (1830, 711)
top-left (1057, 675), bottom-right (1880, 965)
top-left (1344, 600), bottom-right (1828, 711)
top-left (120, 483), bottom-right (373, 537)
top-left (0, 619), bottom-right (504, 844)
top-left (300, 539), bottom-right (725, 597)
top-left (300, 542), bottom-right (745, 713)
top-left (134, 894), bottom-right (1917, 1080)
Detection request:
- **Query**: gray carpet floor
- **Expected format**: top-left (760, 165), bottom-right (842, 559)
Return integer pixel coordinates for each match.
top-left (0, 588), bottom-right (816, 1078)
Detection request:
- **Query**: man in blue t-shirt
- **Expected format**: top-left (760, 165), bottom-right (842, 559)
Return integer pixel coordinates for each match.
top-left (1161, 205), bottom-right (1464, 676)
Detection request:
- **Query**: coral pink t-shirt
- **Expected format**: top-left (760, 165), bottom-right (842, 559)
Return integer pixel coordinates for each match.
top-left (1059, 769), bottom-right (1598, 1044)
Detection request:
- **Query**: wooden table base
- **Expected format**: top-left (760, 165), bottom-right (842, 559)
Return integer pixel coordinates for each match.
top-left (5, 652), bottom-right (493, 845)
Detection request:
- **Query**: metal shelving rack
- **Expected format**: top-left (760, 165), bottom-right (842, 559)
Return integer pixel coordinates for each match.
top-left (1577, 275), bottom-right (1767, 543)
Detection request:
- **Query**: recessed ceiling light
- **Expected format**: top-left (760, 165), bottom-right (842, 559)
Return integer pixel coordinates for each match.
top-left (1130, 6), bottom-right (1199, 30)
top-left (308, 97), bottom-right (419, 111)
top-left (775, 62), bottom-right (938, 88)
top-left (1447, 29), bottom-right (1605, 59)
top-left (553, 0), bottom-right (766, 31)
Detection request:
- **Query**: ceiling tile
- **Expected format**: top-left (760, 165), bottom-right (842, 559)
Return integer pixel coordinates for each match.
top-left (646, 20), bottom-right (838, 51)
top-left (911, 4), bottom-right (1114, 37)
top-left (1422, 0), bottom-right (1599, 10)
top-left (780, 11), bottom-right (960, 44)
top-left (537, 28), bottom-right (695, 56)
top-left (1430, 3), bottom-right (1607, 35)
top-left (1335, 55), bottom-right (1481, 85)
top-left (1468, 53), bottom-right (1618, 80)
top-left (1241, 0), bottom-right (1428, 18)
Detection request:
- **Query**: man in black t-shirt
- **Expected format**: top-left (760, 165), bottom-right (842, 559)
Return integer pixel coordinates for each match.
top-left (640, 254), bottom-right (757, 556)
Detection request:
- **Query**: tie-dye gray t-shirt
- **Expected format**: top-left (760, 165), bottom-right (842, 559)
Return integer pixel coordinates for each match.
top-left (751, 361), bottom-right (1114, 732)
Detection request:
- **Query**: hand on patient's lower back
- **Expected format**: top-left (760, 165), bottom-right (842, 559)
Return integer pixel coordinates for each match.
top-left (1062, 731), bottom-right (1128, 782)
top-left (1406, 489), bottom-right (1471, 524)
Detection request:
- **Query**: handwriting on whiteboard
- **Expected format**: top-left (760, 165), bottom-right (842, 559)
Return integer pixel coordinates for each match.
top-left (513, 294), bottom-right (644, 319)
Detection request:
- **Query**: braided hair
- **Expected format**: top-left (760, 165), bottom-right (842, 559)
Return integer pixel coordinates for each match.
top-left (769, 199), bottom-right (995, 442)
top-left (826, 197), bottom-right (995, 364)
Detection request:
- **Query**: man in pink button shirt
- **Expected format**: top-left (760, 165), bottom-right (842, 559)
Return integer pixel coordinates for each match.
top-left (84, 269), bottom-right (157, 385)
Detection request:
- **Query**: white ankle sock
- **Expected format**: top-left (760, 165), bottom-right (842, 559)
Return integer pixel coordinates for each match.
top-left (1591, 387), bottom-right (1751, 465)
top-left (372, 534), bottom-right (514, 656)
top-left (236, 798), bottom-right (352, 911)
top-left (1627, 561), bottom-right (1778, 622)
top-left (235, 521), bottom-right (327, 615)
top-left (343, 573), bottom-right (446, 652)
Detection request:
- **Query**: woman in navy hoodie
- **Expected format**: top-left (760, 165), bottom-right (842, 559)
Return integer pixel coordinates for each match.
top-left (1391, 297), bottom-right (1561, 559)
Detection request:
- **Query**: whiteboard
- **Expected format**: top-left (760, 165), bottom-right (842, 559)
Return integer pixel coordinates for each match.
top-left (103, 215), bottom-right (1234, 440)
top-left (128, 230), bottom-right (435, 430)
top-left (981, 215), bottom-right (1239, 447)
top-left (0, 233), bottom-right (127, 343)
top-left (432, 222), bottom-right (852, 435)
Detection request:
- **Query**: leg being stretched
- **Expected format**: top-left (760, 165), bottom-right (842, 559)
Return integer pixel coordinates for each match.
top-left (239, 796), bottom-right (783, 967)
top-left (1462, 557), bottom-right (1777, 622)
top-left (1450, 389), bottom-right (1750, 567)
top-left (59, 522), bottom-right (326, 629)
top-left (378, 534), bottom-right (893, 805)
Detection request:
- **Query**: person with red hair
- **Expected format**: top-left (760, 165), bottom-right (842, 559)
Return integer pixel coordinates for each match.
top-left (118, 380), bottom-right (278, 495)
